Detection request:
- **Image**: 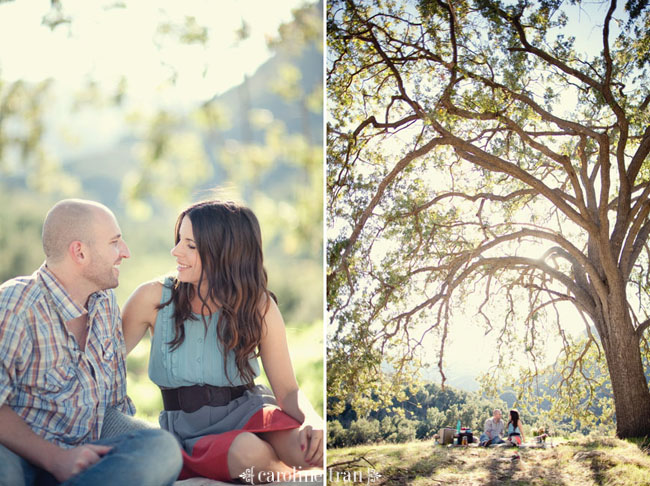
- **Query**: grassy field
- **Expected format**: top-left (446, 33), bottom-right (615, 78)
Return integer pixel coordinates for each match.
top-left (327, 437), bottom-right (650, 486)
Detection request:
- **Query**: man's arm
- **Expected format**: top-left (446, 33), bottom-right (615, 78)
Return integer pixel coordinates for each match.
top-left (0, 304), bottom-right (111, 481)
top-left (106, 289), bottom-right (136, 414)
top-left (0, 405), bottom-right (111, 482)
top-left (484, 418), bottom-right (493, 439)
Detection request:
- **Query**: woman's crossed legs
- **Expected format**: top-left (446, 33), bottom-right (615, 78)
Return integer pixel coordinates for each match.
top-left (228, 428), bottom-right (322, 483)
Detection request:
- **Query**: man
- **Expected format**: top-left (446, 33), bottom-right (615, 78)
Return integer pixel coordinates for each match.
top-left (0, 199), bottom-right (182, 485)
top-left (479, 409), bottom-right (505, 446)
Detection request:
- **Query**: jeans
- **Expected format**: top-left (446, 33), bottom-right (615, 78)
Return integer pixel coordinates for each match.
top-left (479, 433), bottom-right (505, 446)
top-left (0, 428), bottom-right (182, 486)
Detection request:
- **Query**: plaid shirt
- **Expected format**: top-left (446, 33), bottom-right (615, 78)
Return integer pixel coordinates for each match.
top-left (484, 417), bottom-right (504, 439)
top-left (0, 264), bottom-right (135, 448)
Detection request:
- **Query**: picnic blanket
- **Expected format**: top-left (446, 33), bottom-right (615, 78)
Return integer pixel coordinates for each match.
top-left (488, 442), bottom-right (553, 449)
top-left (174, 471), bottom-right (324, 486)
top-left (446, 442), bottom-right (553, 449)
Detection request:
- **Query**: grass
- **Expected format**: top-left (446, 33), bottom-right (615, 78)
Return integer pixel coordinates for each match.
top-left (327, 436), bottom-right (650, 486)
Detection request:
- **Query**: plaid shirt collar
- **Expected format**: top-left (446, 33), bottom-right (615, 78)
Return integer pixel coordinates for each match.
top-left (37, 263), bottom-right (108, 322)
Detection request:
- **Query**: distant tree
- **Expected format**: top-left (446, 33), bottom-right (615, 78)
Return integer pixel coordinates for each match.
top-left (328, 381), bottom-right (507, 447)
top-left (347, 417), bottom-right (382, 444)
top-left (389, 416), bottom-right (418, 443)
top-left (417, 407), bottom-right (446, 439)
top-left (328, 0), bottom-right (650, 438)
top-left (328, 419), bottom-right (349, 447)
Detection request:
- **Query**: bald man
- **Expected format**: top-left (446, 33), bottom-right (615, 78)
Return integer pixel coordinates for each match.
top-left (0, 200), bottom-right (182, 486)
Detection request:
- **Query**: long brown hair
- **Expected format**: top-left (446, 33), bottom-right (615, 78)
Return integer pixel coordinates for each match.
top-left (508, 409), bottom-right (520, 428)
top-left (160, 200), bottom-right (271, 385)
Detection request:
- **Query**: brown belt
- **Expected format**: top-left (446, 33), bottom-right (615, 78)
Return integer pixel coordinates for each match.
top-left (161, 384), bottom-right (250, 413)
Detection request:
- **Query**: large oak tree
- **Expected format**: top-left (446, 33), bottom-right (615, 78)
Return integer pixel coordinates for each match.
top-left (327, 0), bottom-right (650, 437)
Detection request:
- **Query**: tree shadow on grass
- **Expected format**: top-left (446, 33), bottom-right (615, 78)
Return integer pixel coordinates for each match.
top-left (481, 450), bottom-right (569, 486)
top-left (379, 450), bottom-right (456, 485)
top-left (625, 436), bottom-right (650, 454)
top-left (487, 455), bottom-right (522, 485)
top-left (568, 438), bottom-right (619, 450)
top-left (580, 454), bottom-right (617, 486)
top-left (382, 448), bottom-right (531, 486)
top-left (379, 445), bottom-right (576, 486)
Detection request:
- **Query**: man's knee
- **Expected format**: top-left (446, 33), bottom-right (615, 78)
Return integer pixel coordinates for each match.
top-left (121, 429), bottom-right (182, 484)
top-left (0, 444), bottom-right (32, 486)
top-left (140, 429), bottom-right (182, 475)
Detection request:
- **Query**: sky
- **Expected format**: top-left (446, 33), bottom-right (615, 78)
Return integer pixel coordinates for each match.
top-left (0, 0), bottom-right (307, 105)
top-left (0, 0), bottom-right (311, 159)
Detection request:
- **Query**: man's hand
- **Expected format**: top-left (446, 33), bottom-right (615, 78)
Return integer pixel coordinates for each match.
top-left (48, 444), bottom-right (113, 482)
top-left (298, 423), bottom-right (323, 468)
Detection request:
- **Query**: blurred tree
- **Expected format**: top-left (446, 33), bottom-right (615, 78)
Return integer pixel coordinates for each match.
top-left (123, 1), bottom-right (324, 258)
top-left (0, 191), bottom-right (47, 282)
top-left (0, 1), bottom-right (324, 318)
top-left (0, 79), bottom-right (79, 194)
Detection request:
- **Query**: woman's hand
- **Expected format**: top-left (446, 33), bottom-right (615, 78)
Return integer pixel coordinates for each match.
top-left (298, 423), bottom-right (323, 467)
top-left (259, 298), bottom-right (324, 468)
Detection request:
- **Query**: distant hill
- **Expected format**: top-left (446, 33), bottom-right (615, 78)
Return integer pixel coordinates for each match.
top-left (421, 365), bottom-right (481, 393)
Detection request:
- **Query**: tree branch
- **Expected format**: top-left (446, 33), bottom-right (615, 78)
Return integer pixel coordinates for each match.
top-left (331, 136), bottom-right (449, 283)
top-left (637, 318), bottom-right (650, 340)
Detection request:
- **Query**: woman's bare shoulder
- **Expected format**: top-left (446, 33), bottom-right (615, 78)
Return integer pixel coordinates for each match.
top-left (125, 277), bottom-right (171, 313)
top-left (132, 279), bottom-right (165, 304)
top-left (122, 279), bottom-right (170, 350)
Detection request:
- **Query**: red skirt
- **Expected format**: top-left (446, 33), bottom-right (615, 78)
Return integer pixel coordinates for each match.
top-left (178, 407), bottom-right (301, 481)
top-left (509, 434), bottom-right (522, 445)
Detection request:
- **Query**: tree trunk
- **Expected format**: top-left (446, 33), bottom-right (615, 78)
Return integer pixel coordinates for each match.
top-left (601, 298), bottom-right (650, 438)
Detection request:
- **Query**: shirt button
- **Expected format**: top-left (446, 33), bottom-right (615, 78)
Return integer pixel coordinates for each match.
top-left (198, 338), bottom-right (203, 343)
top-left (196, 357), bottom-right (201, 363)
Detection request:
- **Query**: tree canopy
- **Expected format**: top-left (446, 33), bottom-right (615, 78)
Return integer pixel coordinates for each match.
top-left (327, 0), bottom-right (650, 437)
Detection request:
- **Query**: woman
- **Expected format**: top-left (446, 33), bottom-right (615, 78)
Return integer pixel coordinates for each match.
top-left (506, 409), bottom-right (525, 446)
top-left (122, 200), bottom-right (323, 482)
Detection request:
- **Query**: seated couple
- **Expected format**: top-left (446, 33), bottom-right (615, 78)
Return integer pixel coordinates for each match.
top-left (479, 409), bottom-right (525, 447)
top-left (0, 199), bottom-right (323, 486)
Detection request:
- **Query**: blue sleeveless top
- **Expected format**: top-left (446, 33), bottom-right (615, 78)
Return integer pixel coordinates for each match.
top-left (508, 423), bottom-right (521, 435)
top-left (148, 278), bottom-right (260, 387)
